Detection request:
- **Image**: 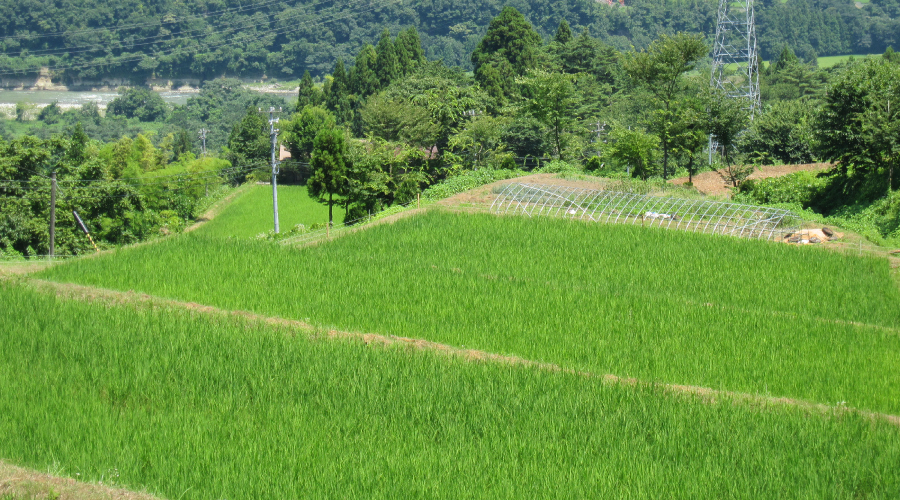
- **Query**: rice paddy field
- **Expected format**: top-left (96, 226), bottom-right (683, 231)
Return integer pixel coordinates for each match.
top-left (7, 204), bottom-right (900, 497)
top-left (2, 283), bottom-right (899, 498)
top-left (194, 183), bottom-right (330, 238)
top-left (37, 211), bottom-right (900, 414)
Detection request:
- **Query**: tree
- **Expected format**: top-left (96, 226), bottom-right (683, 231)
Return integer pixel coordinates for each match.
top-left (739, 100), bottom-right (816, 165)
top-left (297, 70), bottom-right (324, 110)
top-left (516, 70), bottom-right (581, 159)
top-left (816, 58), bottom-right (900, 199)
top-left (624, 33), bottom-right (707, 179)
top-left (38, 101), bottom-right (62, 124)
top-left (375, 29), bottom-right (400, 88)
top-left (602, 124), bottom-right (659, 179)
top-left (282, 105), bottom-right (337, 162)
top-left (885, 47), bottom-right (900, 64)
top-left (172, 128), bottom-right (193, 161)
top-left (107, 88), bottom-right (169, 122)
top-left (227, 108), bottom-right (269, 170)
top-left (309, 127), bottom-right (351, 226)
top-left (554, 20), bottom-right (573, 45)
top-left (351, 45), bottom-right (380, 98)
top-left (448, 115), bottom-right (509, 168)
top-left (472, 7), bottom-right (541, 102)
top-left (670, 99), bottom-right (709, 184)
top-left (345, 137), bottom-right (427, 221)
top-left (325, 59), bottom-right (352, 124)
top-left (706, 88), bottom-right (751, 186)
top-left (360, 95), bottom-right (438, 146)
top-left (396, 27), bottom-right (426, 76)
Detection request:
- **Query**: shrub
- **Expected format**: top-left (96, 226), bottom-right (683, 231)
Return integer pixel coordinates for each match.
top-left (736, 170), bottom-right (827, 207)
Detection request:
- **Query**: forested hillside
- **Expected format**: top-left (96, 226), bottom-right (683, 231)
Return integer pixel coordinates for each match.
top-left (0, 0), bottom-right (896, 82)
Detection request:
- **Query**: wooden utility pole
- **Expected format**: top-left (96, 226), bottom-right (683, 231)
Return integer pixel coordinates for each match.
top-left (49, 171), bottom-right (56, 259)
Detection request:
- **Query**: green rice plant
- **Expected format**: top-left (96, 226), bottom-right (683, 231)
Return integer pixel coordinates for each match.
top-left (39, 211), bottom-right (900, 414)
top-left (2, 282), bottom-right (899, 499)
top-left (194, 184), bottom-right (330, 238)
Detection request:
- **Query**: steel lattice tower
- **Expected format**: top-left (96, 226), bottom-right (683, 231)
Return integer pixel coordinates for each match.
top-left (710, 0), bottom-right (760, 111)
top-left (708, 0), bottom-right (760, 162)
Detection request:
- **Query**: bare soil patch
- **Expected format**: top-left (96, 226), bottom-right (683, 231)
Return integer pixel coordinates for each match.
top-left (0, 461), bottom-right (162, 500)
top-left (16, 276), bottom-right (900, 428)
top-left (670, 163), bottom-right (833, 196)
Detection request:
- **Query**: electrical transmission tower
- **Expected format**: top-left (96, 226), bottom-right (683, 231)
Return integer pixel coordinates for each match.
top-left (709, 0), bottom-right (760, 162)
top-left (710, 0), bottom-right (760, 110)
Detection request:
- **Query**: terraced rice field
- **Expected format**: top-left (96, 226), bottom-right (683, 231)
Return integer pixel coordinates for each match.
top-left (2, 282), bottom-right (899, 499)
top-left (193, 183), bottom-right (330, 238)
top-left (38, 211), bottom-right (900, 415)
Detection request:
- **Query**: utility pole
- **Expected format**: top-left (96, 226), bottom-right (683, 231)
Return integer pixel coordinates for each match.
top-left (199, 128), bottom-right (208, 156)
top-left (49, 171), bottom-right (56, 259)
top-left (268, 107), bottom-right (282, 234)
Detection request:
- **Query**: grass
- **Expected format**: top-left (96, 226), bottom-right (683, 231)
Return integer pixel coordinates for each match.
top-left (2, 282), bottom-right (899, 499)
top-left (193, 183), bottom-right (330, 238)
top-left (817, 54), bottom-right (864, 68)
top-left (39, 211), bottom-right (900, 415)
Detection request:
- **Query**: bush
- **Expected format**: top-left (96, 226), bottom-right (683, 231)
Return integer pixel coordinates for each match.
top-left (422, 168), bottom-right (527, 201)
top-left (584, 156), bottom-right (603, 172)
top-left (736, 170), bottom-right (827, 207)
top-left (534, 159), bottom-right (581, 175)
top-left (107, 88), bottom-right (169, 122)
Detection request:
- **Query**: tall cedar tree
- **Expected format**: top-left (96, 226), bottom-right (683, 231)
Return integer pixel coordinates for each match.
top-left (325, 59), bottom-right (352, 124)
top-left (396, 27), bottom-right (426, 76)
top-left (375, 29), bottom-right (400, 88)
top-left (352, 45), bottom-right (380, 98)
top-left (297, 70), bottom-right (323, 111)
top-left (309, 127), bottom-right (350, 226)
top-left (472, 7), bottom-right (541, 109)
top-left (554, 20), bottom-right (573, 44)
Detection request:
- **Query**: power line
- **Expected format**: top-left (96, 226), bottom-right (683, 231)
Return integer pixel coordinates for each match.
top-left (0, 0), bottom-right (405, 77)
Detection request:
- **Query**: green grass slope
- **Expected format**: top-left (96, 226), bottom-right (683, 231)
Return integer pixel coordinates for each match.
top-left (2, 283), bottom-right (899, 499)
top-left (39, 211), bottom-right (900, 415)
top-left (194, 183), bottom-right (330, 238)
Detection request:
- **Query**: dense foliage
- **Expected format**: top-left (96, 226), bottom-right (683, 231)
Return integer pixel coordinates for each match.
top-left (0, 0), bottom-right (896, 81)
top-left (0, 128), bottom-right (230, 257)
top-left (4, 7), bottom-right (900, 251)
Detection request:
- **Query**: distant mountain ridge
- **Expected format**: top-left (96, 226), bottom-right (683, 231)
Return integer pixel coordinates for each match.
top-left (0, 0), bottom-right (894, 82)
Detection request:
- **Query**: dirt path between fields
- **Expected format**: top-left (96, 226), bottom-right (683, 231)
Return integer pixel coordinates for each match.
top-left (13, 276), bottom-right (900, 429)
top-left (0, 460), bottom-right (163, 500)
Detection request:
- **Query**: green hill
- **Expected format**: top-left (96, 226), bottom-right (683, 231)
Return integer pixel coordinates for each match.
top-left (0, 0), bottom-right (894, 82)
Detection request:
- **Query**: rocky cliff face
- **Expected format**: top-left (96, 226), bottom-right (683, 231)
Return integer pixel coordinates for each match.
top-left (0, 67), bottom-right (204, 91)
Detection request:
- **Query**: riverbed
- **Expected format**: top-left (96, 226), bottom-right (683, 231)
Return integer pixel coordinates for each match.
top-left (0, 88), bottom-right (297, 120)
top-left (0, 89), bottom-right (295, 110)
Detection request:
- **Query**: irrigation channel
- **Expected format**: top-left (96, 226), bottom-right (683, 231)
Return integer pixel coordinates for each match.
top-left (490, 183), bottom-right (801, 241)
